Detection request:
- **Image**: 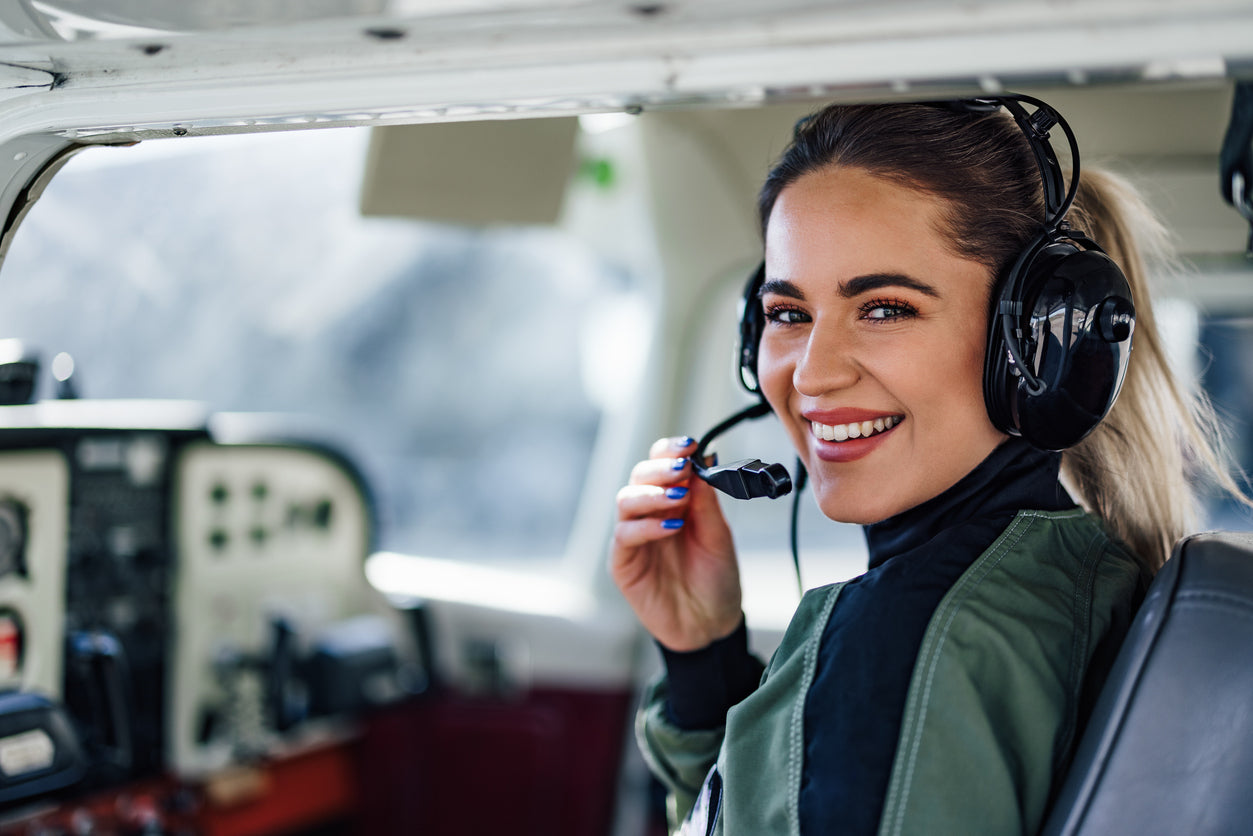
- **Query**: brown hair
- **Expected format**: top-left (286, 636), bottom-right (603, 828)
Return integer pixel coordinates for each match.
top-left (758, 104), bottom-right (1045, 276)
top-left (758, 101), bottom-right (1248, 570)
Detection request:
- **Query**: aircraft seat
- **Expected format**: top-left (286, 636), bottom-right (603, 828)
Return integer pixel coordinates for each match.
top-left (1042, 530), bottom-right (1253, 835)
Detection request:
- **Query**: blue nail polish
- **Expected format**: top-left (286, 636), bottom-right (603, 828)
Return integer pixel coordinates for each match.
top-left (662, 519), bottom-right (684, 530)
top-left (666, 486), bottom-right (688, 500)
top-left (677, 436), bottom-right (695, 448)
top-left (672, 457), bottom-right (688, 471)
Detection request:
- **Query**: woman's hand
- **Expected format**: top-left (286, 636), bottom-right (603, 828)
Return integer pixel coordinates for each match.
top-left (611, 436), bottom-right (742, 652)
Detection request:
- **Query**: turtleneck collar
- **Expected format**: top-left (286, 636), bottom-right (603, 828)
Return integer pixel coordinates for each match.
top-left (863, 437), bottom-right (1075, 569)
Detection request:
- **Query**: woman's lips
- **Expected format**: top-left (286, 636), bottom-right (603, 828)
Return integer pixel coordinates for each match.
top-left (810, 414), bottom-right (901, 442)
top-left (804, 410), bottom-right (904, 463)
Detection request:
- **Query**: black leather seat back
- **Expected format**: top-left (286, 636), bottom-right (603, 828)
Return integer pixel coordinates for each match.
top-left (1042, 530), bottom-right (1253, 835)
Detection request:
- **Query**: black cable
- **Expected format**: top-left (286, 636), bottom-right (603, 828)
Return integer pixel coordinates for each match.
top-left (692, 400), bottom-right (772, 468)
top-left (994, 94), bottom-right (1084, 396)
top-left (789, 458), bottom-right (808, 596)
top-left (692, 400), bottom-right (792, 501)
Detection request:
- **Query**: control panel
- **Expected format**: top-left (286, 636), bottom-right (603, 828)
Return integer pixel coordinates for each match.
top-left (0, 401), bottom-right (416, 827)
top-left (171, 441), bottom-right (403, 775)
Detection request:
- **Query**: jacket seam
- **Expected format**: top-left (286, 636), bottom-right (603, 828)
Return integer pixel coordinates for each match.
top-left (789, 583), bottom-right (843, 836)
top-left (1057, 523), bottom-right (1106, 773)
top-left (881, 509), bottom-right (1064, 836)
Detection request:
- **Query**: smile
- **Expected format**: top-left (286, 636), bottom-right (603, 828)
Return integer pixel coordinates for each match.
top-left (810, 415), bottom-right (902, 442)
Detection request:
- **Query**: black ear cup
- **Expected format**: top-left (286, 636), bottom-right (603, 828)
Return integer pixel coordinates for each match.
top-left (738, 263), bottom-right (767, 394)
top-left (983, 234), bottom-right (1135, 450)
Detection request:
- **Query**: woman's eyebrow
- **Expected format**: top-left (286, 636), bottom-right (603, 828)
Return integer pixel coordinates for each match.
top-left (759, 279), bottom-right (804, 300)
top-left (760, 273), bottom-right (940, 300)
top-left (840, 273), bottom-right (940, 299)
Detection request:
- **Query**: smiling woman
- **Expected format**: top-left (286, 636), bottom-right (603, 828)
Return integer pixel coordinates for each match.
top-left (759, 166), bottom-right (1004, 524)
top-left (613, 98), bottom-right (1252, 836)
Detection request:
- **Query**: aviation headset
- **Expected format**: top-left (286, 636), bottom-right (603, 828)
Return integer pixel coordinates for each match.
top-left (694, 94), bottom-right (1136, 504)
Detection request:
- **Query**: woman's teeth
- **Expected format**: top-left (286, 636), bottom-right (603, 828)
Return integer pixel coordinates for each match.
top-left (811, 415), bottom-right (901, 442)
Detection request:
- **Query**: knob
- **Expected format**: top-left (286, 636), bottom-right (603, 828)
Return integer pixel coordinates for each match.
top-left (1096, 296), bottom-right (1135, 343)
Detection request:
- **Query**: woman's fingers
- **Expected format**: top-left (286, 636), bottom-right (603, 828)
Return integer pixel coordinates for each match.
top-left (613, 440), bottom-right (697, 554)
top-left (610, 435), bottom-right (743, 652)
top-left (612, 515), bottom-right (684, 551)
top-left (616, 482), bottom-right (691, 521)
top-left (649, 435), bottom-right (697, 459)
top-left (629, 435), bottom-right (698, 489)
top-left (628, 455), bottom-right (692, 487)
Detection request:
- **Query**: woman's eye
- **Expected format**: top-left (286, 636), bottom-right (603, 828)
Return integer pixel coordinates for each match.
top-left (861, 300), bottom-right (917, 321)
top-left (764, 306), bottom-right (809, 325)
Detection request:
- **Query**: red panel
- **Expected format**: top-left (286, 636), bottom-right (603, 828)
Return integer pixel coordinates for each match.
top-left (353, 686), bottom-right (633, 836)
top-left (199, 744), bottom-right (358, 836)
top-left (0, 686), bottom-right (633, 835)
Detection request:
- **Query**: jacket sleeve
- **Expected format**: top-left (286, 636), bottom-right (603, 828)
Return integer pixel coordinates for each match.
top-left (635, 618), bottom-right (765, 829)
top-left (636, 676), bottom-right (728, 829)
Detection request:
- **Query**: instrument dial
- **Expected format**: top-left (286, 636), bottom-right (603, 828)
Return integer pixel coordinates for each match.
top-left (0, 499), bottom-right (27, 579)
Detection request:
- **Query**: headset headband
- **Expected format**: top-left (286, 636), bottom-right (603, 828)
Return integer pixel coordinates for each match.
top-left (927, 95), bottom-right (1077, 223)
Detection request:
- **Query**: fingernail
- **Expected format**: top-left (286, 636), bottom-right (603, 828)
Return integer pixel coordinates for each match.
top-left (672, 457), bottom-right (688, 471)
top-left (674, 436), bottom-right (695, 449)
top-left (662, 519), bottom-right (684, 530)
top-left (665, 486), bottom-right (688, 500)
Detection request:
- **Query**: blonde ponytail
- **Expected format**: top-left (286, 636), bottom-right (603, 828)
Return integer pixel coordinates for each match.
top-left (1063, 169), bottom-right (1250, 570)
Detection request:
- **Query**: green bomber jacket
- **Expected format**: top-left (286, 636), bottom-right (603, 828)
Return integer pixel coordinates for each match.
top-left (637, 508), bottom-right (1147, 835)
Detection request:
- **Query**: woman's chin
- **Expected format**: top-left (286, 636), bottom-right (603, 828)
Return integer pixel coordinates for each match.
top-left (814, 493), bottom-right (902, 526)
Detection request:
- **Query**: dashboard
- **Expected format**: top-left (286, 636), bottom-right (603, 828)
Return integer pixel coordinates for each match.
top-left (0, 400), bottom-right (416, 833)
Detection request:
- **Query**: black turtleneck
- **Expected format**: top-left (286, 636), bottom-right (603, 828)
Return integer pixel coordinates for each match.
top-left (659, 438), bottom-right (1076, 831)
top-left (861, 436), bottom-right (1074, 568)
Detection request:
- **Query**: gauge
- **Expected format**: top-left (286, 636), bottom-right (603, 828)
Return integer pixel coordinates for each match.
top-left (0, 500), bottom-right (26, 579)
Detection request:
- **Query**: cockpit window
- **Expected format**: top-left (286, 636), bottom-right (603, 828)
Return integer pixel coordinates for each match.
top-left (0, 127), bottom-right (645, 563)
top-left (1199, 310), bottom-right (1253, 527)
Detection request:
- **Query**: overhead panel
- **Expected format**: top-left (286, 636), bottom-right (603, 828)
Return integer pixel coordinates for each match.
top-left (1030, 83), bottom-right (1247, 255)
top-left (359, 117), bottom-right (578, 225)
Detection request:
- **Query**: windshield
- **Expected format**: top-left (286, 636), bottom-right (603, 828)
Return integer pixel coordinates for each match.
top-left (0, 127), bottom-right (644, 563)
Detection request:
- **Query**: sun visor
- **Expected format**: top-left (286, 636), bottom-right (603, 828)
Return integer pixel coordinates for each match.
top-left (359, 117), bottom-right (578, 225)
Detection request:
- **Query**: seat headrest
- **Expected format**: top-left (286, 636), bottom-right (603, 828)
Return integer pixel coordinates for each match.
top-left (1043, 530), bottom-right (1253, 835)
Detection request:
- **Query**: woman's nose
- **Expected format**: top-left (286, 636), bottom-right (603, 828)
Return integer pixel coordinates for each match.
top-left (792, 321), bottom-right (859, 397)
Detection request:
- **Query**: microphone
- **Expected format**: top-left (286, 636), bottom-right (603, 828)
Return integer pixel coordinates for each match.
top-left (690, 399), bottom-right (808, 592)
top-left (691, 401), bottom-right (792, 500)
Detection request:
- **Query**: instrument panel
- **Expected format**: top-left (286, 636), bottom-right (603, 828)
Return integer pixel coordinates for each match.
top-left (0, 402), bottom-right (415, 832)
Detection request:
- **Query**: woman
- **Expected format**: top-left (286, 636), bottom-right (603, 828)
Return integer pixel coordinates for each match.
top-left (612, 99), bottom-right (1244, 835)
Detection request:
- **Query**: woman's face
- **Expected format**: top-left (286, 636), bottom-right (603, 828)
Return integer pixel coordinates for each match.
top-left (759, 166), bottom-right (1007, 525)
